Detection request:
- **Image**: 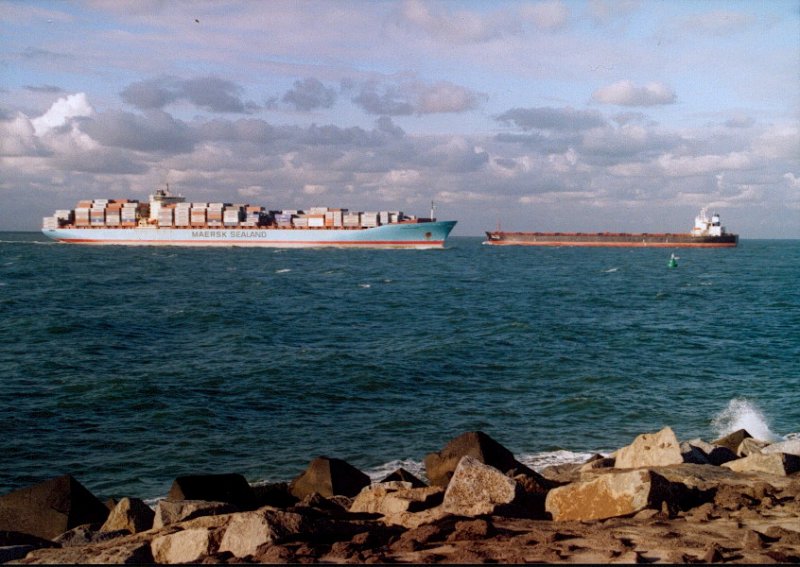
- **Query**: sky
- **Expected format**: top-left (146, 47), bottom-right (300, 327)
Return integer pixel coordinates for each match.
top-left (1, 0), bottom-right (798, 237)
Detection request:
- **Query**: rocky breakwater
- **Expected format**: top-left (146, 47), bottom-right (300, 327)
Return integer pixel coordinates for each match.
top-left (2, 428), bottom-right (800, 563)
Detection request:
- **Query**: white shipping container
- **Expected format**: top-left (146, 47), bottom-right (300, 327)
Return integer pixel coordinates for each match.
top-left (343, 213), bottom-right (360, 227)
top-left (360, 212), bottom-right (379, 227)
top-left (379, 211), bottom-right (390, 225)
top-left (308, 216), bottom-right (325, 227)
top-left (309, 207), bottom-right (329, 215)
top-left (292, 217), bottom-right (309, 227)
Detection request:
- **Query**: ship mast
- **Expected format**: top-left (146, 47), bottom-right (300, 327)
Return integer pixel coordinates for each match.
top-left (430, 200), bottom-right (436, 221)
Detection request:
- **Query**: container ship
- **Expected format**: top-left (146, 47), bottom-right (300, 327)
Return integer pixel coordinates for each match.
top-left (42, 187), bottom-right (456, 249)
top-left (483, 209), bottom-right (738, 248)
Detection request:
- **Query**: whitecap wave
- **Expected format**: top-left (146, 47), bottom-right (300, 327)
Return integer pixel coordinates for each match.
top-left (711, 398), bottom-right (781, 442)
top-left (518, 450), bottom-right (600, 472)
top-left (365, 459), bottom-right (426, 483)
top-left (275, 268), bottom-right (291, 273)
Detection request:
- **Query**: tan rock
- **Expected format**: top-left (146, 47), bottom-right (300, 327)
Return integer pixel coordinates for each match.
top-left (383, 505), bottom-right (450, 529)
top-left (150, 527), bottom-right (213, 564)
top-left (442, 456), bottom-right (522, 516)
top-left (350, 482), bottom-right (443, 516)
top-left (722, 453), bottom-right (800, 476)
top-left (615, 427), bottom-right (683, 469)
top-left (218, 509), bottom-right (307, 558)
top-left (545, 469), bottom-right (672, 521)
top-left (737, 437), bottom-right (770, 457)
top-left (153, 499), bottom-right (236, 529)
top-left (762, 439), bottom-right (800, 457)
top-left (713, 429), bottom-right (753, 453)
top-left (100, 497), bottom-right (154, 534)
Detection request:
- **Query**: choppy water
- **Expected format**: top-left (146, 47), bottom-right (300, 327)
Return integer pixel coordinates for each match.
top-left (1, 234), bottom-right (798, 500)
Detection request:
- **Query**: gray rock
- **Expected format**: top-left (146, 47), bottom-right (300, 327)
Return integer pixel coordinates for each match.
top-left (424, 431), bottom-right (539, 487)
top-left (289, 456), bottom-right (371, 499)
top-left (680, 441), bottom-right (711, 465)
top-left (0, 475), bottom-right (109, 540)
top-left (442, 456), bottom-right (523, 516)
top-left (167, 473), bottom-right (254, 510)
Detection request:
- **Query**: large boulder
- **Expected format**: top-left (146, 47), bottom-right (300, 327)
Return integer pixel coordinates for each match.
top-left (0, 475), bottom-right (109, 539)
top-left (289, 456), bottom-right (371, 499)
top-left (737, 437), bottom-right (770, 457)
top-left (424, 431), bottom-right (535, 487)
top-left (762, 439), bottom-right (800, 457)
top-left (442, 456), bottom-right (524, 517)
top-left (153, 499), bottom-right (237, 529)
top-left (100, 497), bottom-right (154, 534)
top-left (722, 453), bottom-right (800, 476)
top-left (167, 473), bottom-right (254, 509)
top-left (218, 509), bottom-right (309, 559)
top-left (545, 469), bottom-right (675, 521)
top-left (615, 427), bottom-right (683, 469)
top-left (151, 527), bottom-right (214, 564)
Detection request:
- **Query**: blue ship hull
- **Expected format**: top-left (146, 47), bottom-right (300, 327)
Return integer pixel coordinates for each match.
top-left (42, 221), bottom-right (457, 249)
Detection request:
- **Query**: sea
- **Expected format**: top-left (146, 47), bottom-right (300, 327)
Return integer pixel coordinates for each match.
top-left (1, 234), bottom-right (798, 502)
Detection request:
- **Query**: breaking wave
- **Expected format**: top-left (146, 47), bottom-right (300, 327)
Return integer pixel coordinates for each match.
top-left (711, 398), bottom-right (781, 442)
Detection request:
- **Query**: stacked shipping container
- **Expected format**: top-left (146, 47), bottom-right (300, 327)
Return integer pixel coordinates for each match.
top-left (44, 196), bottom-right (418, 230)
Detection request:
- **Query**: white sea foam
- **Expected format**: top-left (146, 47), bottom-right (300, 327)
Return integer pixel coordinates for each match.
top-left (365, 459), bottom-right (427, 483)
top-left (275, 268), bottom-right (291, 273)
top-left (711, 398), bottom-right (781, 442)
top-left (359, 283), bottom-right (371, 288)
top-left (604, 267), bottom-right (619, 273)
top-left (518, 450), bottom-right (600, 472)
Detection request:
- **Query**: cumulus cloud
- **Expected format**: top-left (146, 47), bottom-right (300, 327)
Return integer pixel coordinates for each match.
top-left (0, 113), bottom-right (46, 156)
top-left (592, 81), bottom-right (676, 106)
top-left (658, 152), bottom-right (752, 177)
top-left (81, 109), bottom-right (195, 154)
top-left (121, 76), bottom-right (256, 113)
top-left (353, 78), bottom-right (483, 116)
top-left (281, 78), bottom-right (336, 111)
top-left (495, 106), bottom-right (606, 132)
top-left (31, 93), bottom-right (94, 136)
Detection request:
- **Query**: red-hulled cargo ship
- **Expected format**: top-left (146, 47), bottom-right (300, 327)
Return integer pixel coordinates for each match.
top-left (483, 209), bottom-right (738, 248)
